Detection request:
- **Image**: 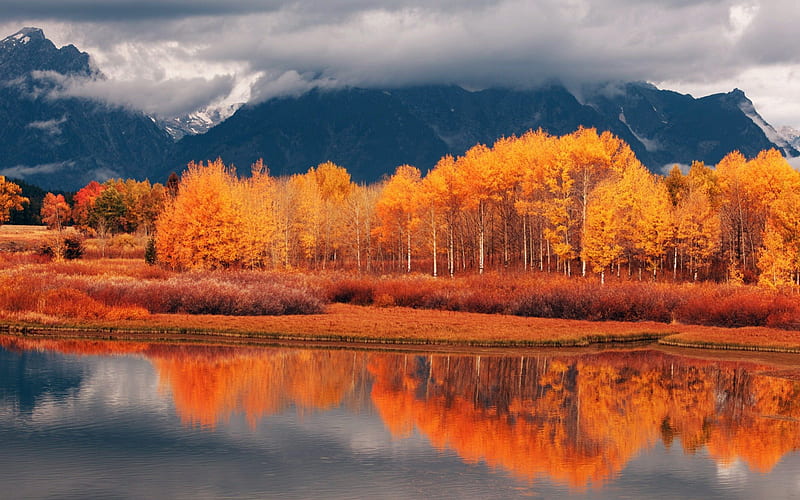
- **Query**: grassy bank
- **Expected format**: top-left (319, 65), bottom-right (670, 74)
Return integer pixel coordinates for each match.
top-left (5, 302), bottom-right (800, 353)
top-left (1, 234), bottom-right (800, 352)
top-left (1, 303), bottom-right (679, 348)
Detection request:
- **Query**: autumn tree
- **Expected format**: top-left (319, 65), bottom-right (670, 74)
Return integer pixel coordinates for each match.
top-left (717, 149), bottom-right (800, 281)
top-left (155, 159), bottom-right (246, 270)
top-left (234, 159), bottom-right (278, 269)
top-left (672, 163), bottom-right (721, 280)
top-left (581, 181), bottom-right (623, 284)
top-left (0, 176), bottom-right (28, 225)
top-left (515, 129), bottom-right (557, 271)
top-left (758, 189), bottom-right (800, 287)
top-left (71, 181), bottom-right (104, 233)
top-left (314, 161), bottom-right (353, 268)
top-left (290, 162), bottom-right (353, 269)
top-left (375, 165), bottom-right (422, 273)
top-left (40, 193), bottom-right (70, 231)
top-left (343, 182), bottom-right (381, 273)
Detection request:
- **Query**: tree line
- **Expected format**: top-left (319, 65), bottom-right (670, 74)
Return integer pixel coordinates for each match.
top-left (17, 127), bottom-right (800, 286)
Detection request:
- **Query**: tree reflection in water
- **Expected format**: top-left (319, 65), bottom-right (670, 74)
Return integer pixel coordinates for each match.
top-left (3, 335), bottom-right (799, 489)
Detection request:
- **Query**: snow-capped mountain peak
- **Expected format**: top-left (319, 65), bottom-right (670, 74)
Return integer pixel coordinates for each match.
top-left (159, 102), bottom-right (243, 140)
top-left (1, 27), bottom-right (45, 46)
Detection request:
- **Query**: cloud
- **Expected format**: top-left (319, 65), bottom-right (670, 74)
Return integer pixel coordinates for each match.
top-left (0, 1), bottom-right (284, 22)
top-left (0, 161), bottom-right (74, 177)
top-left (34, 70), bottom-right (236, 117)
top-left (2, 1), bottom-right (800, 126)
top-left (27, 115), bottom-right (67, 135)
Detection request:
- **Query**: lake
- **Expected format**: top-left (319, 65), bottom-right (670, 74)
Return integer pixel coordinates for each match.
top-left (2, 335), bottom-right (800, 499)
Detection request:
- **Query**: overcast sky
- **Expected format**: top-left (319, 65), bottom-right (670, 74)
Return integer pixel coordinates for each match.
top-left (2, 0), bottom-right (799, 129)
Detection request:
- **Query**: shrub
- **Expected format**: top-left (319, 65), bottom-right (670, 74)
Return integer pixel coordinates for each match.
top-left (675, 286), bottom-right (800, 328)
top-left (38, 232), bottom-right (84, 260)
top-left (326, 279), bottom-right (375, 305)
top-left (38, 288), bottom-right (107, 319)
top-left (144, 237), bottom-right (157, 265)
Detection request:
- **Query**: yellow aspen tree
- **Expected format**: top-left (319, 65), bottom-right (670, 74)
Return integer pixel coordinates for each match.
top-left (375, 165), bottom-right (422, 273)
top-left (270, 176), bottom-right (297, 268)
top-left (343, 183), bottom-right (381, 273)
top-left (139, 182), bottom-right (167, 237)
top-left (236, 159), bottom-right (277, 269)
top-left (490, 135), bottom-right (526, 268)
top-left (452, 144), bottom-right (498, 274)
top-left (715, 150), bottom-right (757, 277)
top-left (291, 170), bottom-right (323, 266)
top-left (581, 181), bottom-right (624, 284)
top-left (758, 190), bottom-right (800, 287)
top-left (312, 162), bottom-right (353, 269)
top-left (635, 179), bottom-right (674, 280)
top-left (418, 166), bottom-right (450, 277)
top-left (673, 164), bottom-right (721, 281)
top-left (423, 155), bottom-right (463, 277)
top-left (155, 159), bottom-right (244, 270)
top-left (571, 128), bottom-right (640, 276)
top-left (0, 176), bottom-right (28, 224)
top-left (515, 129), bottom-right (556, 271)
top-left (542, 137), bottom-right (578, 275)
top-left (606, 162), bottom-right (651, 277)
top-left (717, 149), bottom-right (800, 281)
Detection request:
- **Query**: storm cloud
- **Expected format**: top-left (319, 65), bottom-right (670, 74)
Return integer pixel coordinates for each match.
top-left (1, 0), bottom-right (799, 127)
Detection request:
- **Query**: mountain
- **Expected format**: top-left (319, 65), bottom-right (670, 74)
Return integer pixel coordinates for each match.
top-left (168, 83), bottom-right (797, 182)
top-left (159, 102), bottom-right (243, 140)
top-left (583, 82), bottom-right (798, 165)
top-left (0, 28), bottom-right (173, 191)
top-left (779, 126), bottom-right (800, 150)
top-left (1, 27), bottom-right (795, 190)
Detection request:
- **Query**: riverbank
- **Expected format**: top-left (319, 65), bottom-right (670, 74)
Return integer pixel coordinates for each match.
top-left (3, 303), bottom-right (800, 353)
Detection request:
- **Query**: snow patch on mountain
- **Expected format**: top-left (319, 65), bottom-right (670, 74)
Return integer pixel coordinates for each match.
top-left (619, 109), bottom-right (661, 152)
top-left (159, 102), bottom-right (243, 140)
top-left (778, 126), bottom-right (800, 149)
top-left (737, 95), bottom-right (796, 156)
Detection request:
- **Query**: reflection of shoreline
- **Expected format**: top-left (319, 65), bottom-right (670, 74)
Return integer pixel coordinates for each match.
top-left (3, 336), bottom-right (800, 489)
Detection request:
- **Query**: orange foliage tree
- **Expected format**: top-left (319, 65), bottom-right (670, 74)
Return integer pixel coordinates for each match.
top-left (375, 165), bottom-right (422, 273)
top-left (40, 193), bottom-right (71, 231)
top-left (0, 175), bottom-right (28, 224)
top-left (156, 159), bottom-right (248, 270)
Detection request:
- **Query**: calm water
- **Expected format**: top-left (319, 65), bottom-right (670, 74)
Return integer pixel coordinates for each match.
top-left (2, 336), bottom-right (800, 499)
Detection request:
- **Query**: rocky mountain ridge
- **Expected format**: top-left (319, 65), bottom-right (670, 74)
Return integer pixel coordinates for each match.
top-left (0, 27), bottom-right (796, 190)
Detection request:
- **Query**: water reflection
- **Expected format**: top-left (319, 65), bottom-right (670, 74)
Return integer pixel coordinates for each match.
top-left (2, 336), bottom-right (800, 493)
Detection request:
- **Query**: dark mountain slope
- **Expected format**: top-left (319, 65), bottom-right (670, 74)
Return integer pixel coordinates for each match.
top-left (0, 28), bottom-right (173, 191)
top-left (169, 83), bottom-right (793, 182)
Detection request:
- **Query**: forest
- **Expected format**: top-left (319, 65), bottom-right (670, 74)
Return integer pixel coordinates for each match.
top-left (10, 126), bottom-right (798, 288)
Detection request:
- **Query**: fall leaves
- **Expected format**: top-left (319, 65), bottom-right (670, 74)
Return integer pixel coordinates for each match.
top-left (0, 175), bottom-right (28, 224)
top-left (148, 130), bottom-right (800, 283)
top-left (14, 125), bottom-right (800, 285)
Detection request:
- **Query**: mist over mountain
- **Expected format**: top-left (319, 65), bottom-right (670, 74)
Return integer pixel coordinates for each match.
top-left (0, 27), bottom-right (796, 191)
top-left (0, 28), bottom-right (172, 190)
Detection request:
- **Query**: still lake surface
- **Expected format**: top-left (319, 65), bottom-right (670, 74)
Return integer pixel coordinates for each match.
top-left (2, 335), bottom-right (800, 499)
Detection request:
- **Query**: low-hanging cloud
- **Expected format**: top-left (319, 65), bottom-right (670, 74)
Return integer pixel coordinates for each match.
top-left (27, 115), bottom-right (68, 135)
top-left (2, 0), bottom-right (800, 125)
top-left (34, 71), bottom-right (235, 117)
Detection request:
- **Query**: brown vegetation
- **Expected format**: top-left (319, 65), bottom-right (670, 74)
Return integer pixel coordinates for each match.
top-left (1, 227), bottom-right (799, 351)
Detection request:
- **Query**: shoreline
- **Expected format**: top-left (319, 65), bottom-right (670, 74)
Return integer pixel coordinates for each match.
top-left (3, 303), bottom-right (800, 355)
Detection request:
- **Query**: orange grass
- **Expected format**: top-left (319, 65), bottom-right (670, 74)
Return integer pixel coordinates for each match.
top-left (0, 224), bottom-right (50, 247)
top-left (5, 303), bottom-right (800, 352)
top-left (0, 303), bottom-right (676, 346)
top-left (659, 326), bottom-right (800, 352)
